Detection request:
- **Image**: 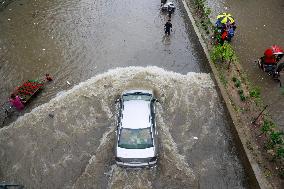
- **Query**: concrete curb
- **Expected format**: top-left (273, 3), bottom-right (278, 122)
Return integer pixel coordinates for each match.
top-left (181, 0), bottom-right (272, 188)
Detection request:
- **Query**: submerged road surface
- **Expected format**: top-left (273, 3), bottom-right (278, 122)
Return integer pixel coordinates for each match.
top-left (1, 0), bottom-right (248, 188)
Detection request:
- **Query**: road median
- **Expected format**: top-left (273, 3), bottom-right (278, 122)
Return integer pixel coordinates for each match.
top-left (181, 0), bottom-right (284, 188)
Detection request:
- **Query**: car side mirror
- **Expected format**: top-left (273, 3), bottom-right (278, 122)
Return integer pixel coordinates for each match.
top-left (115, 98), bottom-right (120, 103)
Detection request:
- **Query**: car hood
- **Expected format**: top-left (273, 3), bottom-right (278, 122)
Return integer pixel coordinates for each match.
top-left (117, 147), bottom-right (155, 159)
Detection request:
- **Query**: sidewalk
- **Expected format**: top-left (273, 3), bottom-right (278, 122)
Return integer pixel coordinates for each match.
top-left (183, 0), bottom-right (284, 187)
top-left (211, 0), bottom-right (284, 129)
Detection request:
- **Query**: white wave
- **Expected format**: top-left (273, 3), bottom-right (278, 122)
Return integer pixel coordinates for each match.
top-left (0, 66), bottom-right (218, 189)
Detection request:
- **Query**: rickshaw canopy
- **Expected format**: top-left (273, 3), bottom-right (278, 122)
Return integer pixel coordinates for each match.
top-left (264, 45), bottom-right (284, 57)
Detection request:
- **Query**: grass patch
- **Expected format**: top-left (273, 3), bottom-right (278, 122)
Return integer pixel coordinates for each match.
top-left (250, 87), bottom-right (261, 99)
top-left (234, 79), bottom-right (241, 88)
top-left (219, 71), bottom-right (227, 86)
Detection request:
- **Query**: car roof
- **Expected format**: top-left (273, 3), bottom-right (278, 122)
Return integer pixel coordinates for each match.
top-left (165, 2), bottom-right (174, 5)
top-left (121, 100), bottom-right (151, 129)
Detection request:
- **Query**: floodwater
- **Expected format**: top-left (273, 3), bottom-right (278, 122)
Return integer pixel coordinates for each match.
top-left (0, 0), bottom-right (248, 188)
top-left (207, 0), bottom-right (284, 129)
top-left (0, 67), bottom-right (247, 188)
top-left (0, 0), bottom-right (209, 105)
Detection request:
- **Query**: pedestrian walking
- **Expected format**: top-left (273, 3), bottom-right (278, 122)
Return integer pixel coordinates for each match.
top-left (164, 20), bottom-right (172, 35)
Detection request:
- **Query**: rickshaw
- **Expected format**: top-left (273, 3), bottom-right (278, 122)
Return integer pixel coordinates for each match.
top-left (0, 75), bottom-right (52, 126)
top-left (257, 45), bottom-right (284, 79)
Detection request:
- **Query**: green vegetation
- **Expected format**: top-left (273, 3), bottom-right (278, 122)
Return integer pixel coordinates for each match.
top-left (261, 119), bottom-right (275, 135)
top-left (194, 0), bottom-right (212, 34)
top-left (276, 146), bottom-right (284, 159)
top-left (240, 93), bottom-right (246, 101)
top-left (210, 45), bottom-right (223, 64)
top-left (234, 79), bottom-right (241, 88)
top-left (232, 77), bottom-right (247, 100)
top-left (261, 118), bottom-right (284, 161)
top-left (210, 42), bottom-right (235, 67)
top-left (250, 87), bottom-right (261, 99)
top-left (194, 0), bottom-right (206, 11)
top-left (219, 70), bottom-right (227, 86)
top-left (270, 131), bottom-right (283, 146)
top-left (238, 89), bottom-right (243, 94)
top-left (249, 86), bottom-right (262, 105)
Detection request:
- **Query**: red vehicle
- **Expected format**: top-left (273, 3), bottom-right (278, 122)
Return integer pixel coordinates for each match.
top-left (257, 45), bottom-right (284, 79)
top-left (13, 80), bottom-right (44, 104)
top-left (0, 75), bottom-right (52, 126)
top-left (0, 80), bottom-right (44, 125)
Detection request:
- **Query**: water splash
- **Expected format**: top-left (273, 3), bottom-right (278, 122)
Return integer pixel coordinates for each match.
top-left (0, 66), bottom-right (246, 188)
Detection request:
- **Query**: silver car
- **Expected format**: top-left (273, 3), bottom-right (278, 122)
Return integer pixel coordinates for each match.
top-left (115, 90), bottom-right (158, 167)
top-left (161, 2), bottom-right (176, 12)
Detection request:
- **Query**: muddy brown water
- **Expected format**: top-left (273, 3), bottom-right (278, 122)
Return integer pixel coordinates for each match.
top-left (207, 0), bottom-right (284, 130)
top-left (0, 0), bottom-right (248, 188)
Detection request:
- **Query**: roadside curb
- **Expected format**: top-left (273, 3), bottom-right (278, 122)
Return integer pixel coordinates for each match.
top-left (181, 0), bottom-right (272, 188)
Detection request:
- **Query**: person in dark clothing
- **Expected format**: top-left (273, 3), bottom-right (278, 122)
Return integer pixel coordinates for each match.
top-left (164, 20), bottom-right (172, 35)
top-left (45, 74), bottom-right (53, 81)
top-left (161, 0), bottom-right (166, 5)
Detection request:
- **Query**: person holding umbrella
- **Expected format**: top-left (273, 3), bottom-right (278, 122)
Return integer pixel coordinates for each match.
top-left (215, 13), bottom-right (236, 44)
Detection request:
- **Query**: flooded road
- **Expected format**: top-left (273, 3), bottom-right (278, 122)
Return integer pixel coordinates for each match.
top-left (1, 0), bottom-right (248, 188)
top-left (207, 0), bottom-right (284, 129)
top-left (0, 67), bottom-right (247, 188)
top-left (0, 0), bottom-right (209, 105)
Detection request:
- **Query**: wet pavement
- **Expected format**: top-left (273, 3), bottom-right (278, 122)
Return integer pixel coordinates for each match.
top-left (207, 0), bottom-right (284, 129)
top-left (0, 0), bottom-right (248, 188)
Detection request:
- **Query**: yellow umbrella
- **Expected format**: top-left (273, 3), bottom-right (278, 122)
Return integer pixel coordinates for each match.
top-left (217, 13), bottom-right (235, 24)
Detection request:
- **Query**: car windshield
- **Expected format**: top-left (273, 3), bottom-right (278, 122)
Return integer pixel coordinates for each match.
top-left (118, 128), bottom-right (153, 149)
top-left (123, 93), bottom-right (152, 101)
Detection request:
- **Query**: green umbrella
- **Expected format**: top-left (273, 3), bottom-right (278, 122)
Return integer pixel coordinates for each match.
top-left (217, 13), bottom-right (235, 24)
